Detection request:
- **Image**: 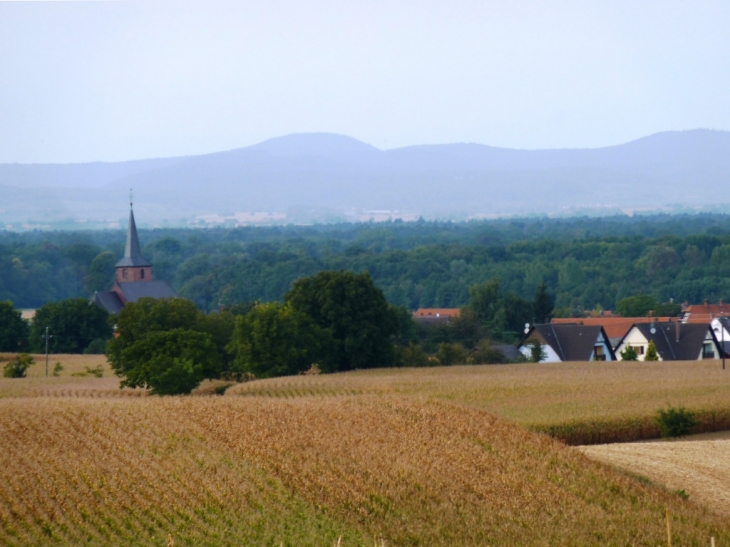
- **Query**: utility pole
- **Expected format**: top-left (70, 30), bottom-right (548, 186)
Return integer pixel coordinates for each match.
top-left (713, 315), bottom-right (726, 370)
top-left (43, 327), bottom-right (52, 377)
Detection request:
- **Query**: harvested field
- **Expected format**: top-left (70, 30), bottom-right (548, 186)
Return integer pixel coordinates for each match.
top-left (1, 396), bottom-right (728, 546)
top-left (581, 434), bottom-right (730, 517)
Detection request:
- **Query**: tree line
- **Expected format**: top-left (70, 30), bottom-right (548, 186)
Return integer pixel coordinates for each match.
top-left (3, 214), bottom-right (730, 311)
top-left (1, 267), bottom-right (563, 392)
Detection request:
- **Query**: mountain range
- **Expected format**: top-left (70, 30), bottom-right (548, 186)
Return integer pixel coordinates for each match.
top-left (2, 129), bottom-right (729, 228)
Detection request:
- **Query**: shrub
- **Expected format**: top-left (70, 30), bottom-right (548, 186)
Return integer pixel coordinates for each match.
top-left (645, 340), bottom-right (659, 361)
top-left (52, 362), bottom-right (64, 376)
top-left (525, 338), bottom-right (547, 363)
top-left (3, 353), bottom-right (35, 378)
top-left (655, 406), bottom-right (697, 438)
top-left (435, 343), bottom-right (467, 366)
top-left (620, 345), bottom-right (638, 361)
top-left (396, 342), bottom-right (430, 368)
top-left (471, 339), bottom-right (508, 364)
top-left (83, 339), bottom-right (107, 355)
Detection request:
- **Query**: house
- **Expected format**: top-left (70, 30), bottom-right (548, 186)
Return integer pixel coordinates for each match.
top-left (519, 324), bottom-right (616, 362)
top-left (681, 300), bottom-right (729, 323)
top-left (412, 308), bottom-right (460, 326)
top-left (710, 317), bottom-right (730, 357)
top-left (615, 322), bottom-right (721, 361)
top-left (551, 316), bottom-right (674, 350)
top-left (93, 205), bottom-right (177, 314)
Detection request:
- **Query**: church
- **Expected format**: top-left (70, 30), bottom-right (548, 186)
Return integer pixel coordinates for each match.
top-left (93, 206), bottom-right (177, 314)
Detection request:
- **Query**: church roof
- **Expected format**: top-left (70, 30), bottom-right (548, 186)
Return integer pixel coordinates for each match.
top-left (115, 208), bottom-right (151, 268)
top-left (92, 291), bottom-right (124, 315)
top-left (116, 281), bottom-right (177, 303)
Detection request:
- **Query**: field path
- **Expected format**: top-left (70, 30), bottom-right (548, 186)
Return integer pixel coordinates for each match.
top-left (580, 433), bottom-right (730, 515)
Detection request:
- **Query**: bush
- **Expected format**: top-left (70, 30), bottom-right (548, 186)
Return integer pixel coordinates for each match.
top-left (83, 339), bottom-right (108, 355)
top-left (471, 339), bottom-right (508, 364)
top-left (620, 345), bottom-right (638, 361)
top-left (525, 338), bottom-right (547, 363)
top-left (52, 362), bottom-right (64, 376)
top-left (3, 353), bottom-right (35, 378)
top-left (435, 343), bottom-right (467, 366)
top-left (645, 340), bottom-right (659, 361)
top-left (655, 406), bottom-right (697, 438)
top-left (396, 342), bottom-right (430, 367)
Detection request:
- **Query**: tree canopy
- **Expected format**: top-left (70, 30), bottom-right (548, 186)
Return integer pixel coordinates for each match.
top-left (228, 302), bottom-right (328, 378)
top-left (284, 270), bottom-right (398, 371)
top-left (29, 298), bottom-right (111, 353)
top-left (107, 297), bottom-right (221, 394)
top-left (0, 301), bottom-right (28, 352)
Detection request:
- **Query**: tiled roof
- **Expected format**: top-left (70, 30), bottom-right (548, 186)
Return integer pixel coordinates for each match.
top-left (413, 308), bottom-right (461, 317)
top-left (93, 291), bottom-right (124, 314)
top-left (116, 281), bottom-right (177, 303)
top-left (551, 317), bottom-right (674, 341)
top-left (683, 302), bottom-right (730, 323)
top-left (525, 324), bottom-right (615, 361)
top-left (630, 323), bottom-right (715, 361)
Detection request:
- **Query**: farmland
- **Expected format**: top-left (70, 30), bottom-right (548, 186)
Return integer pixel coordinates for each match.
top-left (582, 431), bottom-right (730, 516)
top-left (2, 357), bottom-right (730, 545)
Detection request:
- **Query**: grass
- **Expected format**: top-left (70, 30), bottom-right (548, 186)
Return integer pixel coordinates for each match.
top-left (1, 396), bottom-right (728, 546)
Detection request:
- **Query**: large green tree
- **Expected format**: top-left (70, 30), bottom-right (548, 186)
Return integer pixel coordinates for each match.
top-left (0, 301), bottom-right (29, 352)
top-left (228, 302), bottom-right (329, 378)
top-left (29, 298), bottom-right (111, 353)
top-left (116, 329), bottom-right (218, 395)
top-left (285, 270), bottom-right (398, 371)
top-left (107, 297), bottom-right (221, 394)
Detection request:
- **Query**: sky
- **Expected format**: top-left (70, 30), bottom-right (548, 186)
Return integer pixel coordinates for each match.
top-left (1, 0), bottom-right (729, 164)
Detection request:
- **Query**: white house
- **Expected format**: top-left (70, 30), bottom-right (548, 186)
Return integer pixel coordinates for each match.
top-left (519, 324), bottom-right (615, 362)
top-left (615, 322), bottom-right (721, 361)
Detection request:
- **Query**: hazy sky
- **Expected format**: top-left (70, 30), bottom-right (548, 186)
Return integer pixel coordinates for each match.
top-left (1, 0), bottom-right (729, 163)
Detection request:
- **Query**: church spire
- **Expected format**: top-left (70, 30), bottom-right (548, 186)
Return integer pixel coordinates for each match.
top-left (115, 193), bottom-right (152, 280)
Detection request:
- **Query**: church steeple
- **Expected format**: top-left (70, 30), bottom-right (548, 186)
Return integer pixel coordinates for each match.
top-left (115, 197), bottom-right (152, 282)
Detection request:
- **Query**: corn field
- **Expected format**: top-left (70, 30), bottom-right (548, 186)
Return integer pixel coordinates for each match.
top-left (0, 394), bottom-right (728, 546)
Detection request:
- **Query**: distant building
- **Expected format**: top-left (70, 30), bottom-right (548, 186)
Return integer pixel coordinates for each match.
top-left (681, 300), bottom-right (729, 324)
top-left (93, 206), bottom-right (177, 314)
top-left (519, 324), bottom-right (616, 362)
top-left (412, 308), bottom-right (461, 326)
top-left (615, 322), bottom-right (721, 361)
top-left (551, 316), bottom-right (675, 350)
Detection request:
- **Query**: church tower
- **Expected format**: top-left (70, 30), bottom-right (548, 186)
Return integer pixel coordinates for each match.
top-left (115, 206), bottom-right (152, 282)
top-left (92, 198), bottom-right (177, 315)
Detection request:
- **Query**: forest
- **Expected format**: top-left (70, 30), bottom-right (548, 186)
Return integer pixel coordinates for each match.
top-left (3, 213), bottom-right (730, 315)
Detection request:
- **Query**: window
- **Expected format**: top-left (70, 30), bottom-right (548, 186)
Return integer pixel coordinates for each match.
top-left (122, 269), bottom-right (128, 280)
top-left (594, 345), bottom-right (606, 361)
top-left (140, 268), bottom-right (145, 279)
top-left (703, 342), bottom-right (715, 359)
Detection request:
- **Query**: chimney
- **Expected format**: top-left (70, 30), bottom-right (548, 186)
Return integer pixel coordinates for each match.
top-left (675, 321), bottom-right (680, 343)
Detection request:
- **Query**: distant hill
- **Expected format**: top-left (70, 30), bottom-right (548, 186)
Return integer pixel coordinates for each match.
top-left (1, 129), bottom-right (729, 227)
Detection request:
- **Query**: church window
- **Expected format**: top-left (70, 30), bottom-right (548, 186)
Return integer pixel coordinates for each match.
top-left (141, 269), bottom-right (145, 279)
top-left (123, 269), bottom-right (128, 280)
